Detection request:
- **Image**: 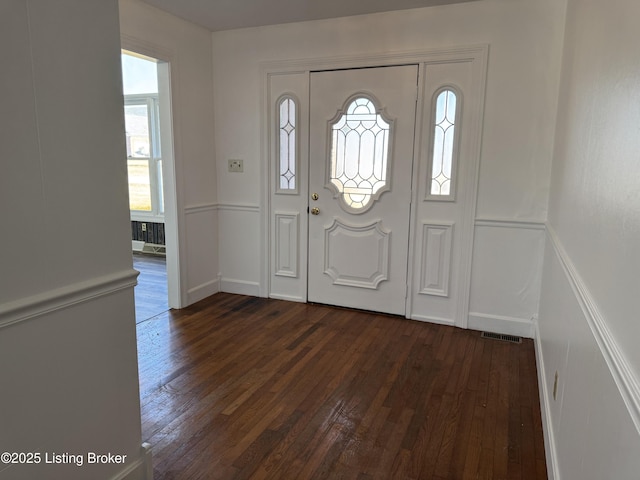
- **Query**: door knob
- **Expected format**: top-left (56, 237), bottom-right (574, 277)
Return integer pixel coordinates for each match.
top-left (310, 207), bottom-right (320, 215)
top-left (311, 193), bottom-right (319, 201)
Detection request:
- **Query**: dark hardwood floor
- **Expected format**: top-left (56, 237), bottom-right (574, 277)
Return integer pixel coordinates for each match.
top-left (136, 293), bottom-right (547, 480)
top-left (133, 253), bottom-right (169, 323)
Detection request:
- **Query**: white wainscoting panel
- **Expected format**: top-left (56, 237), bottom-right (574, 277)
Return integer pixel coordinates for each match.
top-left (185, 203), bottom-right (219, 304)
top-left (218, 203), bottom-right (262, 296)
top-left (536, 227), bottom-right (640, 480)
top-left (274, 212), bottom-right (299, 278)
top-left (467, 219), bottom-right (545, 337)
top-left (419, 222), bottom-right (453, 297)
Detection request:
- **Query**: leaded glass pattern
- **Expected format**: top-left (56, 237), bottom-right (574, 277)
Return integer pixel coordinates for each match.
top-left (430, 89), bottom-right (457, 197)
top-left (278, 96), bottom-right (297, 191)
top-left (330, 97), bottom-right (391, 211)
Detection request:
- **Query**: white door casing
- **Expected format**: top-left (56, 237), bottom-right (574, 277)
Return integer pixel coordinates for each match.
top-left (264, 46), bottom-right (487, 327)
top-left (308, 66), bottom-right (418, 315)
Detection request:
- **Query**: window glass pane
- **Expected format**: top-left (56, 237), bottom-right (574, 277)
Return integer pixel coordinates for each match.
top-left (330, 97), bottom-right (390, 210)
top-left (124, 104), bottom-right (150, 158)
top-left (278, 97), bottom-right (296, 190)
top-left (127, 159), bottom-right (152, 211)
top-left (430, 90), bottom-right (457, 196)
top-left (122, 51), bottom-right (165, 216)
top-left (121, 53), bottom-right (158, 95)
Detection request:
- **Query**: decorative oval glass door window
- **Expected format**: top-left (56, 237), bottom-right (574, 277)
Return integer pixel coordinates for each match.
top-left (329, 96), bottom-right (393, 212)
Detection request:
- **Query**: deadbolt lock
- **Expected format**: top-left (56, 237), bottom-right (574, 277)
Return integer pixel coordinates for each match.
top-left (311, 193), bottom-right (319, 201)
top-left (310, 207), bottom-right (320, 215)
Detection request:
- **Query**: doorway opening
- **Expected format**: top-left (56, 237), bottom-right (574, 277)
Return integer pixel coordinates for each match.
top-left (121, 49), bottom-right (178, 322)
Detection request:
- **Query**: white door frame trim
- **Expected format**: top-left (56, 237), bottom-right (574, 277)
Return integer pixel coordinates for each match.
top-left (121, 34), bottom-right (185, 309)
top-left (260, 44), bottom-right (488, 328)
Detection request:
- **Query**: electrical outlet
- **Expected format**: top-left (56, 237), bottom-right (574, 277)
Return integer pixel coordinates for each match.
top-left (141, 223), bottom-right (147, 232)
top-left (553, 371), bottom-right (559, 400)
top-left (228, 159), bottom-right (244, 173)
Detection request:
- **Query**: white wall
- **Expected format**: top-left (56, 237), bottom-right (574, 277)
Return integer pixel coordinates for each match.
top-left (119, 0), bottom-right (219, 306)
top-left (212, 0), bottom-right (566, 333)
top-left (537, 0), bottom-right (640, 477)
top-left (0, 1), bottom-right (148, 478)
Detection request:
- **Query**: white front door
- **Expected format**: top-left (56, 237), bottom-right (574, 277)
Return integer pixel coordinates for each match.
top-left (307, 66), bottom-right (418, 315)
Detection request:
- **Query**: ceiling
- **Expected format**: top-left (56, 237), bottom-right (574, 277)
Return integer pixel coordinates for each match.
top-left (140, 0), bottom-right (480, 32)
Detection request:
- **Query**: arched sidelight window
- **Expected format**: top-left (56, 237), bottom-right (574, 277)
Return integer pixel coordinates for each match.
top-left (428, 88), bottom-right (460, 200)
top-left (277, 95), bottom-right (298, 193)
top-left (328, 96), bottom-right (393, 212)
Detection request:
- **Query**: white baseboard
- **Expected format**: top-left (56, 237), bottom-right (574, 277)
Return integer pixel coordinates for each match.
top-left (534, 321), bottom-right (560, 480)
top-left (110, 443), bottom-right (152, 480)
top-left (467, 312), bottom-right (534, 338)
top-left (409, 314), bottom-right (455, 326)
top-left (220, 278), bottom-right (261, 297)
top-left (187, 278), bottom-right (220, 305)
top-left (269, 293), bottom-right (305, 303)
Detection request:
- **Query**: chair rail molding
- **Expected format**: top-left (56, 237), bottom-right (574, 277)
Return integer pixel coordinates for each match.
top-left (0, 269), bottom-right (139, 329)
top-left (545, 224), bottom-right (640, 436)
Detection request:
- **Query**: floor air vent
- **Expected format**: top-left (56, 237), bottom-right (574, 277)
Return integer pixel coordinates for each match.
top-left (481, 331), bottom-right (522, 344)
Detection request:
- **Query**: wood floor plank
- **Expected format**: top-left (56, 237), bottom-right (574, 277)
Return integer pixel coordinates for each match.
top-left (136, 293), bottom-right (548, 479)
top-left (133, 253), bottom-right (169, 322)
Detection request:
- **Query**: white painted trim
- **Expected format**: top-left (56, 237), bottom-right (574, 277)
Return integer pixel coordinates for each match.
top-left (467, 312), bottom-right (534, 338)
top-left (418, 222), bottom-right (454, 297)
top-left (217, 203), bottom-right (261, 213)
top-left (546, 224), bottom-right (640, 436)
top-left (475, 218), bottom-right (546, 230)
top-left (130, 212), bottom-right (165, 223)
top-left (409, 314), bottom-right (455, 326)
top-left (184, 202), bottom-right (218, 215)
top-left (534, 320), bottom-right (560, 480)
top-left (269, 293), bottom-right (306, 303)
top-left (274, 212), bottom-right (299, 278)
top-left (260, 44), bottom-right (491, 74)
top-left (0, 269), bottom-right (139, 329)
top-left (220, 278), bottom-right (261, 296)
top-left (323, 218), bottom-right (390, 290)
top-left (121, 34), bottom-right (184, 310)
top-left (187, 278), bottom-right (220, 305)
top-left (109, 443), bottom-right (153, 480)
top-left (409, 314), bottom-right (456, 327)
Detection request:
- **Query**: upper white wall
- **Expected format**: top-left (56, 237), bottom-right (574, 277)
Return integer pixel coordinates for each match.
top-left (1, 1), bottom-right (134, 304)
top-left (212, 0), bottom-right (565, 220)
top-left (547, 0), bottom-right (640, 379)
